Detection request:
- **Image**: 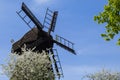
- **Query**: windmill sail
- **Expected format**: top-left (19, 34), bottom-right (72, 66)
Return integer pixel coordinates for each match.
top-left (43, 8), bottom-right (58, 35)
top-left (21, 2), bottom-right (43, 30)
top-left (48, 11), bottom-right (58, 33)
top-left (54, 35), bottom-right (76, 54)
top-left (49, 49), bottom-right (64, 79)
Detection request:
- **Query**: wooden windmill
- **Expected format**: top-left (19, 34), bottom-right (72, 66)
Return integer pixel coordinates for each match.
top-left (12, 2), bottom-right (76, 79)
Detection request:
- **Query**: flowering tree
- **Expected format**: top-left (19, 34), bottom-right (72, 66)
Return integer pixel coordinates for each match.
top-left (84, 69), bottom-right (120, 80)
top-left (1, 48), bottom-right (54, 80)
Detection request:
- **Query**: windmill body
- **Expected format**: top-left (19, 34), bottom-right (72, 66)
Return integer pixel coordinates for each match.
top-left (12, 27), bottom-right (53, 54)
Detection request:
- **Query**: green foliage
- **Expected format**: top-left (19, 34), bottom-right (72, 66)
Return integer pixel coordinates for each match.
top-left (94, 0), bottom-right (120, 45)
top-left (84, 69), bottom-right (120, 80)
top-left (1, 48), bottom-right (54, 80)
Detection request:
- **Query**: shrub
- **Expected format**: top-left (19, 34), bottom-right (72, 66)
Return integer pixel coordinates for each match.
top-left (84, 69), bottom-right (120, 80)
top-left (1, 47), bottom-right (54, 80)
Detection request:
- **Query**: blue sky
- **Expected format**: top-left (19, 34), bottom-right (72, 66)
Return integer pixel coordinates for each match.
top-left (0, 0), bottom-right (120, 80)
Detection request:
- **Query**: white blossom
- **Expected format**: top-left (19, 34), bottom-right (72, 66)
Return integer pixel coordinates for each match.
top-left (84, 69), bottom-right (120, 80)
top-left (1, 48), bottom-right (54, 80)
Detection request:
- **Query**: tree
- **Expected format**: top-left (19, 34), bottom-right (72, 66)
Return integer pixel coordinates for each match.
top-left (84, 69), bottom-right (120, 80)
top-left (94, 0), bottom-right (120, 45)
top-left (1, 47), bottom-right (54, 80)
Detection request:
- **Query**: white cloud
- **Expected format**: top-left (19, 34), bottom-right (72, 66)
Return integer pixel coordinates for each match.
top-left (77, 43), bottom-right (120, 55)
top-left (59, 65), bottom-right (103, 80)
top-left (63, 65), bottom-right (120, 77)
top-left (34, 0), bottom-right (50, 4)
top-left (63, 65), bottom-right (101, 75)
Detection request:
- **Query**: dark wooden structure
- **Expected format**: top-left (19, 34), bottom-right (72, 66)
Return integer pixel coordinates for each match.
top-left (12, 27), bottom-right (53, 54)
top-left (12, 2), bottom-right (76, 79)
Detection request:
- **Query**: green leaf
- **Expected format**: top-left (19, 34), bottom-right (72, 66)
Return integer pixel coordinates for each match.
top-left (104, 38), bottom-right (110, 41)
top-left (117, 39), bottom-right (120, 45)
top-left (101, 34), bottom-right (107, 37)
top-left (108, 34), bottom-right (115, 39)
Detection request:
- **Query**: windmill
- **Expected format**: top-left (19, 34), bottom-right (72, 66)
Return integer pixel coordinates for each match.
top-left (12, 2), bottom-right (76, 79)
